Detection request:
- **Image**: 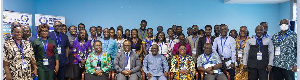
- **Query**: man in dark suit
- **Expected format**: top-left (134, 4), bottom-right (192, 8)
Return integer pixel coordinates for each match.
top-left (114, 40), bottom-right (141, 80)
top-left (197, 25), bottom-right (216, 55)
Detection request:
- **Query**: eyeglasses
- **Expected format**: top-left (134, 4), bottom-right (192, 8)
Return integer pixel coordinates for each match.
top-left (179, 48), bottom-right (186, 51)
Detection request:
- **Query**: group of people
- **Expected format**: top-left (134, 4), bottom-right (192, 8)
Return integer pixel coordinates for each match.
top-left (3, 19), bottom-right (297, 80)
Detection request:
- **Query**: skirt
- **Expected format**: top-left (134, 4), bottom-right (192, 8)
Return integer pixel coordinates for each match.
top-left (85, 73), bottom-right (109, 80)
top-left (65, 53), bottom-right (83, 80)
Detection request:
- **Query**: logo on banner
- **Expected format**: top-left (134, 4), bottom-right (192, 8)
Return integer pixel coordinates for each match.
top-left (39, 17), bottom-right (48, 24)
top-left (21, 15), bottom-right (29, 22)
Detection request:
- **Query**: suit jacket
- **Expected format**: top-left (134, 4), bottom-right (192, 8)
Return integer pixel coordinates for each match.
top-left (197, 36), bottom-right (216, 55)
top-left (114, 51), bottom-right (141, 76)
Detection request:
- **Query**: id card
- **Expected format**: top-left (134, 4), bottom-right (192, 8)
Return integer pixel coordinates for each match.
top-left (275, 47), bottom-right (280, 55)
top-left (132, 49), bottom-right (136, 52)
top-left (57, 47), bottom-right (62, 54)
top-left (238, 50), bottom-right (243, 58)
top-left (192, 48), bottom-right (197, 54)
top-left (43, 58), bottom-right (49, 65)
top-left (96, 67), bottom-right (101, 70)
top-left (257, 52), bottom-right (262, 60)
top-left (21, 61), bottom-right (27, 69)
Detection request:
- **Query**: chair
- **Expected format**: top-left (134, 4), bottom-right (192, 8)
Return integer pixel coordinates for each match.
top-left (81, 70), bottom-right (115, 80)
top-left (198, 70), bottom-right (230, 80)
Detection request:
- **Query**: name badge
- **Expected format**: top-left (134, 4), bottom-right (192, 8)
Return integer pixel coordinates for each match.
top-left (192, 48), bottom-right (197, 54)
top-left (275, 47), bottom-right (280, 55)
top-left (21, 61), bottom-right (28, 69)
top-left (96, 66), bottom-right (101, 70)
top-left (238, 50), bottom-right (243, 58)
top-left (132, 49), bottom-right (136, 52)
top-left (43, 58), bottom-right (49, 65)
top-left (57, 47), bottom-right (62, 54)
top-left (257, 52), bottom-right (262, 60)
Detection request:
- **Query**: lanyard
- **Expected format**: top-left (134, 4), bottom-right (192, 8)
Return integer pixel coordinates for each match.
top-left (14, 40), bottom-right (24, 59)
top-left (192, 35), bottom-right (198, 47)
top-left (98, 52), bottom-right (102, 66)
top-left (220, 37), bottom-right (228, 54)
top-left (91, 36), bottom-right (96, 43)
top-left (105, 40), bottom-right (109, 51)
top-left (255, 36), bottom-right (262, 52)
top-left (206, 37), bottom-right (211, 43)
top-left (40, 38), bottom-right (49, 58)
top-left (169, 38), bottom-right (174, 45)
top-left (133, 38), bottom-right (138, 48)
top-left (118, 40), bottom-right (122, 49)
top-left (140, 29), bottom-right (146, 39)
top-left (278, 31), bottom-right (290, 46)
top-left (239, 37), bottom-right (247, 50)
top-left (159, 42), bottom-right (163, 54)
top-left (204, 53), bottom-right (212, 63)
top-left (54, 33), bottom-right (62, 47)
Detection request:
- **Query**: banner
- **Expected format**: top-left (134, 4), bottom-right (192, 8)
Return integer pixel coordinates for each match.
top-left (3, 11), bottom-right (32, 40)
top-left (35, 14), bottom-right (65, 32)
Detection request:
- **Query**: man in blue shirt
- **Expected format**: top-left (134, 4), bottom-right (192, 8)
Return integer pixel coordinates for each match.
top-left (212, 24), bottom-right (236, 80)
top-left (143, 43), bottom-right (169, 80)
top-left (48, 21), bottom-right (70, 80)
top-left (100, 28), bottom-right (118, 69)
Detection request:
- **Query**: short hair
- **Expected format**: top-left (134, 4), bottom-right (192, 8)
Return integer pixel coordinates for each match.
top-left (177, 26), bottom-right (182, 28)
top-left (205, 25), bottom-right (212, 29)
top-left (37, 24), bottom-right (49, 33)
top-left (93, 40), bottom-right (102, 47)
top-left (178, 44), bottom-right (186, 50)
top-left (89, 26), bottom-right (96, 31)
top-left (260, 22), bottom-right (267, 25)
top-left (109, 27), bottom-right (115, 31)
top-left (187, 27), bottom-right (192, 30)
top-left (78, 23), bottom-right (85, 28)
top-left (117, 29), bottom-right (123, 34)
top-left (147, 28), bottom-right (153, 32)
top-left (11, 22), bottom-right (21, 32)
top-left (97, 26), bottom-right (102, 28)
top-left (125, 29), bottom-right (130, 32)
top-left (167, 28), bottom-right (173, 34)
top-left (198, 29), bottom-right (204, 34)
top-left (178, 32), bottom-right (185, 37)
top-left (141, 20), bottom-right (147, 24)
top-left (123, 39), bottom-right (132, 45)
top-left (68, 25), bottom-right (76, 31)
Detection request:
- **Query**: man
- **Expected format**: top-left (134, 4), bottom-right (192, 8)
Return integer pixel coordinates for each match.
top-left (176, 26), bottom-right (183, 37)
top-left (197, 25), bottom-right (216, 55)
top-left (89, 26), bottom-right (98, 45)
top-left (48, 21), bottom-right (70, 80)
top-left (100, 28), bottom-right (118, 69)
top-left (187, 27), bottom-right (192, 37)
top-left (229, 29), bottom-right (238, 39)
top-left (78, 23), bottom-right (85, 31)
top-left (142, 28), bottom-right (155, 55)
top-left (138, 20), bottom-right (148, 40)
top-left (212, 24), bottom-right (236, 80)
top-left (260, 22), bottom-right (272, 38)
top-left (22, 25), bottom-right (35, 42)
top-left (271, 19), bottom-right (297, 80)
top-left (187, 25), bottom-right (200, 62)
top-left (213, 25), bottom-right (221, 37)
top-left (97, 26), bottom-right (103, 39)
top-left (172, 25), bottom-right (177, 38)
top-left (114, 40), bottom-right (141, 80)
top-left (243, 25), bottom-right (274, 80)
top-left (197, 43), bottom-right (227, 80)
top-left (143, 44), bottom-right (169, 80)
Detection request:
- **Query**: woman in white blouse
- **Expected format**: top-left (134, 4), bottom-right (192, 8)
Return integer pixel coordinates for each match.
top-left (115, 29), bottom-right (126, 53)
top-left (154, 32), bottom-right (171, 60)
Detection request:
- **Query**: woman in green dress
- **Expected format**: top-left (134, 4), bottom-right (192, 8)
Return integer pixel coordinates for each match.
top-left (31, 24), bottom-right (59, 80)
top-left (85, 40), bottom-right (112, 80)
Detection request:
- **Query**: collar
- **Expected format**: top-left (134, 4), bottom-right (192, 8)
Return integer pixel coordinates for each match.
top-left (279, 30), bottom-right (291, 35)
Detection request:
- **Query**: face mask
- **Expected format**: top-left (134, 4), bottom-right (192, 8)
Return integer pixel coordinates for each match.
top-left (280, 24), bottom-right (289, 31)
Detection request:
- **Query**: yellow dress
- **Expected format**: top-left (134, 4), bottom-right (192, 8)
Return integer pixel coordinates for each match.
top-left (234, 36), bottom-right (250, 80)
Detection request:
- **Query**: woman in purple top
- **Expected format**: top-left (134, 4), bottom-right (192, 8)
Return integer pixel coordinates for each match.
top-left (70, 29), bottom-right (92, 80)
top-left (172, 33), bottom-right (192, 56)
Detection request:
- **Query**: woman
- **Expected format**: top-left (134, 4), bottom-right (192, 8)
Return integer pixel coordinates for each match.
top-left (124, 29), bottom-right (131, 40)
top-left (109, 27), bottom-right (116, 39)
top-left (154, 32), bottom-right (171, 59)
top-left (130, 29), bottom-right (143, 57)
top-left (31, 24), bottom-right (59, 80)
top-left (115, 29), bottom-right (126, 53)
top-left (85, 40), bottom-right (112, 80)
top-left (172, 33), bottom-right (192, 56)
top-left (170, 44), bottom-right (195, 80)
top-left (166, 28), bottom-right (179, 54)
top-left (71, 29), bottom-right (92, 79)
top-left (3, 22), bottom-right (38, 80)
top-left (66, 25), bottom-right (78, 79)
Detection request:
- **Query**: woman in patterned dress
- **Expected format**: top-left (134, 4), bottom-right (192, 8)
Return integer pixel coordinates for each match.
top-left (71, 29), bottom-right (92, 80)
top-left (85, 40), bottom-right (112, 80)
top-left (3, 22), bottom-right (38, 80)
top-left (170, 44), bottom-right (196, 80)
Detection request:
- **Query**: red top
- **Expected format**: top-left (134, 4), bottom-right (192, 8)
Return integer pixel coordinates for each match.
top-left (172, 42), bottom-right (192, 56)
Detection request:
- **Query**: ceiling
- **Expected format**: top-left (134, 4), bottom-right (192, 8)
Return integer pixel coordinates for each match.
top-left (224, 0), bottom-right (290, 4)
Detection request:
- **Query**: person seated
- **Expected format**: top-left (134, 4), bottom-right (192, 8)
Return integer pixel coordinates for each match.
top-left (170, 44), bottom-right (196, 80)
top-left (85, 40), bottom-right (112, 80)
top-left (197, 43), bottom-right (227, 80)
top-left (114, 40), bottom-right (141, 80)
top-left (143, 43), bottom-right (169, 80)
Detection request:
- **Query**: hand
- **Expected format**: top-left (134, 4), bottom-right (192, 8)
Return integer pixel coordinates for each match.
top-left (230, 63), bottom-right (235, 69)
top-left (292, 66), bottom-right (297, 72)
top-left (206, 67), bottom-right (213, 73)
top-left (266, 65), bottom-right (272, 72)
top-left (5, 73), bottom-right (12, 80)
top-left (243, 65), bottom-right (248, 70)
top-left (95, 70), bottom-right (101, 76)
top-left (183, 70), bottom-right (189, 75)
top-left (147, 73), bottom-right (152, 79)
top-left (33, 68), bottom-right (38, 76)
top-left (164, 72), bottom-right (168, 77)
top-left (207, 70), bottom-right (214, 75)
top-left (127, 70), bottom-right (132, 75)
top-left (81, 60), bottom-right (86, 65)
top-left (121, 70), bottom-right (128, 75)
top-left (54, 65), bottom-right (59, 75)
